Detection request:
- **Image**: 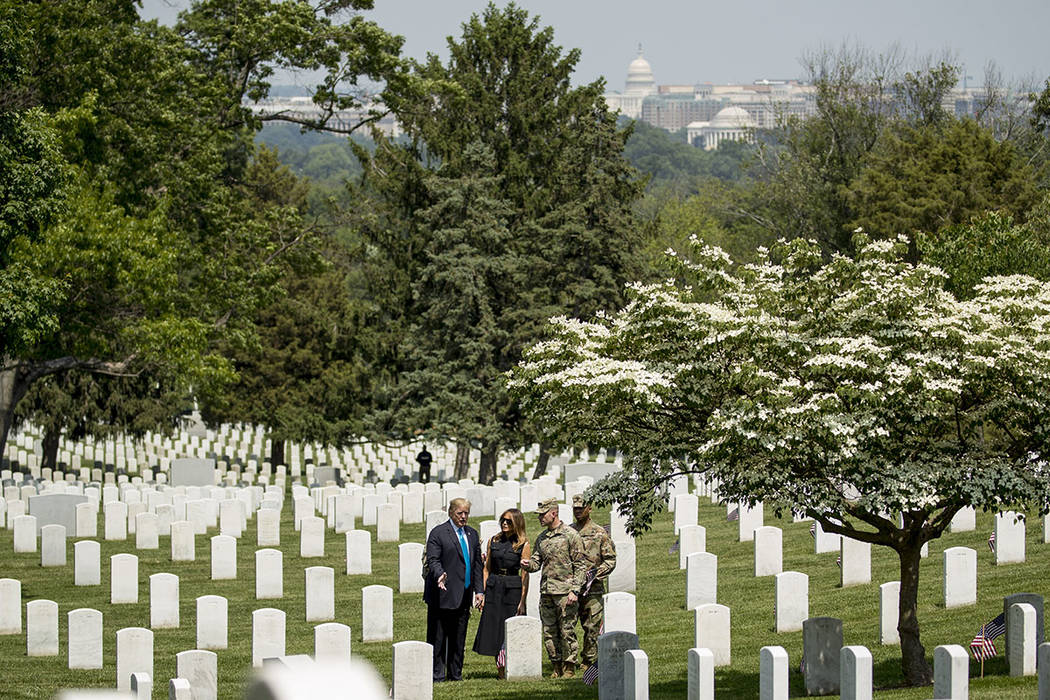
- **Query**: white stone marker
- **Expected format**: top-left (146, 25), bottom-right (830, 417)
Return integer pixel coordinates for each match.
top-left (347, 530), bottom-right (372, 575)
top-left (425, 509), bottom-right (447, 540)
top-left (674, 494), bottom-right (698, 534)
top-left (879, 581), bottom-right (900, 645)
top-left (41, 523), bottom-right (66, 567)
top-left (196, 595), bottom-right (228, 650)
top-left (0, 578), bottom-right (21, 634)
top-left (171, 520), bottom-right (195, 562)
top-left (361, 585), bottom-right (393, 642)
top-left (169, 678), bottom-right (192, 700)
top-left (130, 672), bottom-right (152, 700)
top-left (362, 494), bottom-right (383, 527)
top-left (949, 506), bottom-right (976, 533)
top-left (176, 649), bottom-right (218, 700)
top-left (27, 599), bottom-right (59, 656)
top-left (1038, 642), bottom-right (1050, 700)
top-left (314, 622), bottom-right (352, 664)
top-left (116, 627), bottom-right (154, 692)
top-left (760, 645), bottom-right (788, 700)
top-left (1009, 602), bottom-right (1037, 676)
top-left (149, 572), bottom-right (179, 629)
top-left (399, 543), bottom-right (425, 594)
top-left (505, 615), bottom-right (541, 679)
top-left (256, 548), bottom-right (284, 599)
top-left (694, 604), bottom-right (730, 667)
top-left (305, 566), bottom-right (335, 622)
top-left (255, 507), bottom-right (280, 548)
top-left (754, 526), bottom-right (783, 577)
top-left (185, 500), bottom-right (207, 535)
top-left (943, 547), bottom-right (977, 608)
top-left (75, 502), bottom-right (97, 538)
top-left (300, 516), bottom-right (325, 558)
top-left (376, 503), bottom-right (400, 543)
top-left (609, 538), bottom-right (636, 592)
top-left (392, 640), bottom-right (433, 700)
top-left (738, 502), bottom-right (763, 542)
top-left (252, 608), bottom-right (286, 667)
top-left (604, 591), bottom-right (637, 634)
top-left (813, 521), bottom-right (841, 554)
top-left (526, 571), bottom-right (540, 618)
top-left (678, 524), bottom-right (706, 570)
top-left (840, 645), bottom-right (872, 700)
top-left (625, 648), bottom-right (649, 700)
top-left (13, 514), bottom-right (37, 552)
top-left (135, 512), bottom-right (159, 550)
top-left (402, 492), bottom-right (424, 525)
top-left (68, 607), bottom-right (103, 669)
top-left (111, 553), bottom-right (139, 604)
top-left (775, 571), bottom-right (808, 633)
top-left (686, 552), bottom-right (717, 611)
top-left (933, 644), bottom-right (968, 700)
top-left (211, 535), bottom-right (237, 580)
top-left (995, 511), bottom-right (1026, 565)
top-left (688, 647), bottom-right (715, 700)
top-left (104, 501), bottom-right (128, 540)
top-left (840, 536), bottom-right (871, 587)
top-left (156, 504), bottom-right (174, 537)
top-left (219, 498), bottom-right (243, 538)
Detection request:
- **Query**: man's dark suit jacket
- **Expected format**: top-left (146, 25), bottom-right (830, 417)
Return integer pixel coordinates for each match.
top-left (424, 519), bottom-right (484, 608)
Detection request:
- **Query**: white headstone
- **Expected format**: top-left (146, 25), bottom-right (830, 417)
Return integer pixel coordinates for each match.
top-left (130, 672), bottom-right (152, 700)
top-left (609, 538), bottom-right (636, 592)
top-left (694, 604), bottom-right (731, 666)
top-left (933, 644), bottom-right (968, 700)
top-left (674, 494), bottom-right (699, 535)
top-left (68, 607), bottom-right (103, 669)
top-left (116, 627), bottom-right (154, 692)
top-left (255, 548), bottom-right (284, 599)
top-left (75, 502), bottom-right (97, 538)
top-left (686, 552), bottom-right (717, 611)
top-left (738, 502), bottom-right (763, 542)
top-left (774, 571), bottom-right (808, 633)
top-left (679, 525), bottom-right (706, 569)
top-left (26, 599), bottom-right (59, 656)
top-left (1039, 642), bottom-right (1050, 700)
top-left (257, 507), bottom-right (280, 547)
top-left (111, 553), bottom-right (139, 604)
top-left (813, 521), bottom-right (840, 554)
top-left (949, 506), bottom-right (976, 533)
top-left (361, 494), bottom-right (383, 527)
top-left (425, 510), bottom-right (447, 540)
top-left (171, 520), bottom-right (195, 562)
top-left (13, 514), bottom-right (37, 552)
top-left (41, 523), bottom-right (66, 567)
top-left (185, 500), bottom-right (207, 535)
top-left (604, 591), bottom-right (637, 634)
top-left (299, 516), bottom-right (325, 558)
top-left (149, 572), bottom-right (180, 629)
top-left (376, 503), bottom-right (399, 543)
top-left (211, 535), bottom-right (237, 580)
top-left (688, 647), bottom-right (715, 700)
top-left (840, 645), bottom-right (872, 700)
top-left (754, 526), bottom-right (783, 577)
top-left (995, 511), bottom-right (1026, 565)
top-left (134, 512), bottom-right (158, 550)
top-left (330, 495), bottom-right (355, 533)
top-left (401, 492), bottom-right (424, 525)
top-left (219, 499), bottom-right (243, 538)
top-left (504, 615), bottom-right (542, 679)
top-left (346, 530), bottom-right (372, 575)
top-left (156, 504), bottom-right (174, 537)
top-left (176, 649), bottom-right (218, 700)
top-left (760, 645), bottom-right (788, 700)
top-left (399, 543), bottom-right (425, 594)
top-left (879, 581), bottom-right (900, 645)
top-left (840, 536), bottom-right (871, 587)
top-left (305, 566), bottom-right (335, 622)
top-left (943, 547), bottom-right (977, 608)
top-left (1009, 602), bottom-right (1037, 676)
top-left (392, 640), bottom-right (433, 700)
top-left (196, 595), bottom-right (228, 650)
top-left (624, 648), bottom-right (649, 700)
top-left (104, 501), bottom-right (128, 540)
top-left (361, 585), bottom-right (393, 642)
top-left (252, 608), bottom-right (286, 667)
top-left (0, 578), bottom-right (20, 634)
top-left (314, 622), bottom-right (352, 664)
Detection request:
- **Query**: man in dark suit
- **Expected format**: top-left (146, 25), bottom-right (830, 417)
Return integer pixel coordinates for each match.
top-left (424, 496), bottom-right (484, 681)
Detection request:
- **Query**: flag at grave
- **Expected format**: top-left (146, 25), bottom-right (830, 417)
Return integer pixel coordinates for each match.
top-left (668, 538), bottom-right (680, 555)
top-left (987, 532), bottom-right (995, 553)
top-left (581, 567), bottom-right (599, 596)
top-left (809, 522), bottom-right (816, 539)
top-left (969, 613), bottom-right (1006, 661)
top-left (496, 644), bottom-right (506, 669)
top-left (727, 507), bottom-right (739, 521)
top-left (582, 662), bottom-right (599, 685)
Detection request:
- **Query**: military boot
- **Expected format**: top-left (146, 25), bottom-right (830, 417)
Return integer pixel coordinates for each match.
top-left (549, 661), bottom-right (563, 678)
top-left (562, 663), bottom-right (576, 678)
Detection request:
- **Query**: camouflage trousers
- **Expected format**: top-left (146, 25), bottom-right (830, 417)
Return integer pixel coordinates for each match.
top-left (578, 594), bottom-right (604, 665)
top-left (539, 594), bottom-right (579, 665)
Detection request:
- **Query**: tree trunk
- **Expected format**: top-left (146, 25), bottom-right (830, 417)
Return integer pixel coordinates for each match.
top-left (453, 441), bottom-right (470, 481)
top-left (0, 366), bottom-right (31, 463)
top-left (269, 438), bottom-right (285, 467)
top-left (531, 440), bottom-right (552, 479)
top-left (478, 445), bottom-right (498, 485)
top-left (41, 425), bottom-right (61, 471)
top-left (897, 542), bottom-right (933, 685)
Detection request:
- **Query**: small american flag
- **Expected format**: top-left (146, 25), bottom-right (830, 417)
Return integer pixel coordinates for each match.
top-left (669, 538), bottom-right (680, 554)
top-left (970, 613), bottom-right (1006, 661)
top-left (582, 661), bottom-right (599, 685)
top-left (603, 524), bottom-right (612, 535)
top-left (988, 532), bottom-right (996, 553)
top-left (727, 507), bottom-right (739, 521)
top-left (496, 644), bottom-right (506, 669)
top-left (836, 556), bottom-right (841, 568)
top-left (582, 567), bottom-right (598, 596)
top-left (809, 522), bottom-right (816, 539)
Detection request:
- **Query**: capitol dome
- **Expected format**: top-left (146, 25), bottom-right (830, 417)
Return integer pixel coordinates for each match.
top-left (624, 48), bottom-right (656, 97)
top-left (710, 106), bottom-right (756, 128)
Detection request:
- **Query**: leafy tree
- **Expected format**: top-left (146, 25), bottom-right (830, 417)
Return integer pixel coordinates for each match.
top-left (511, 235), bottom-right (1050, 685)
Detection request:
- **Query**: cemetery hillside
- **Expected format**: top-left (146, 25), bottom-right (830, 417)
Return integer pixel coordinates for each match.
top-left (2, 0), bottom-right (1050, 698)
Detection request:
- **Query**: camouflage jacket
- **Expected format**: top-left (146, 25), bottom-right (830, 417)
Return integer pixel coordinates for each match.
top-left (572, 519), bottom-right (617, 594)
top-left (525, 522), bottom-right (586, 595)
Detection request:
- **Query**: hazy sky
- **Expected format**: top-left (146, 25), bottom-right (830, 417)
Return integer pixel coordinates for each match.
top-left (141, 0), bottom-right (1050, 90)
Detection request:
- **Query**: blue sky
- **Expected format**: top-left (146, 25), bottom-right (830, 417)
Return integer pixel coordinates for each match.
top-left (141, 0), bottom-right (1050, 89)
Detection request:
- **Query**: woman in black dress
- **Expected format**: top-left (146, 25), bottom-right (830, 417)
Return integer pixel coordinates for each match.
top-left (472, 508), bottom-right (531, 678)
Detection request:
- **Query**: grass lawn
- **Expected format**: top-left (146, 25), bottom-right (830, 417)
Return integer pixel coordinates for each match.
top-left (0, 490), bottom-right (1045, 698)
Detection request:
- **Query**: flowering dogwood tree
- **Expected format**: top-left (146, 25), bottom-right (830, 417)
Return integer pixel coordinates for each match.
top-left (509, 234), bottom-right (1050, 685)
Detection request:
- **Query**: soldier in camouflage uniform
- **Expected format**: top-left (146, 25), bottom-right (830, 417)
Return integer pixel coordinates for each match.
top-left (522, 497), bottom-right (587, 678)
top-left (571, 493), bottom-right (617, 673)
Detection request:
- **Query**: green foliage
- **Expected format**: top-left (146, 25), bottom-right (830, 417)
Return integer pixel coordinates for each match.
top-left (621, 119), bottom-right (752, 187)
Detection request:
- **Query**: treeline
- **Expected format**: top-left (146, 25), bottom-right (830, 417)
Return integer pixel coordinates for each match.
top-left (3, 0), bottom-right (1050, 482)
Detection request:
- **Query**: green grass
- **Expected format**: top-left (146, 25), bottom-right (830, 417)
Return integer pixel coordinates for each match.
top-left (0, 494), bottom-right (1045, 698)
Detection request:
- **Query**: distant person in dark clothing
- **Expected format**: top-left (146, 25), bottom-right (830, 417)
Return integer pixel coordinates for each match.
top-left (417, 445), bottom-right (433, 483)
